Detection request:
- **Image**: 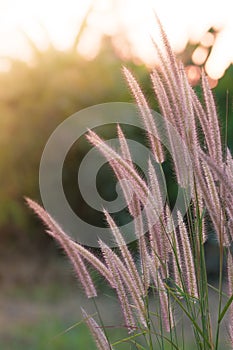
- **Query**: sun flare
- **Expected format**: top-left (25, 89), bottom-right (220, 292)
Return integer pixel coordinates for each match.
top-left (0, 0), bottom-right (232, 79)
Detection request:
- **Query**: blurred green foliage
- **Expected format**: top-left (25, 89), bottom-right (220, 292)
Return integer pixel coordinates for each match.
top-left (0, 34), bottom-right (232, 257)
top-left (0, 320), bottom-right (97, 350)
top-left (0, 39), bottom-right (148, 249)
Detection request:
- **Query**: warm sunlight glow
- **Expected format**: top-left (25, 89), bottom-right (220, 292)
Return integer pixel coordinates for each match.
top-left (0, 0), bottom-right (92, 61)
top-left (192, 47), bottom-right (209, 66)
top-left (0, 0), bottom-right (232, 79)
top-left (205, 27), bottom-right (233, 79)
top-left (185, 65), bottom-right (201, 86)
top-left (200, 32), bottom-right (215, 48)
top-left (207, 76), bottom-right (218, 89)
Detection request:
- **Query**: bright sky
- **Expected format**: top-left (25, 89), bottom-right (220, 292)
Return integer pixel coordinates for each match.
top-left (0, 0), bottom-right (232, 79)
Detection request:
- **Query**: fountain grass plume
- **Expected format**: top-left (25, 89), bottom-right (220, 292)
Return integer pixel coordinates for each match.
top-left (27, 16), bottom-right (233, 350)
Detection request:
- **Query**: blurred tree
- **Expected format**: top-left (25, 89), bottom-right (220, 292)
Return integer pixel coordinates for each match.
top-left (0, 26), bottom-right (231, 273)
top-left (0, 36), bottom-right (149, 253)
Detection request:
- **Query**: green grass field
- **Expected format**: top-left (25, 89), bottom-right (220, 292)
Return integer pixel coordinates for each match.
top-left (1, 319), bottom-right (96, 350)
top-left (0, 283), bottom-right (229, 350)
top-left (0, 284), bottom-right (137, 350)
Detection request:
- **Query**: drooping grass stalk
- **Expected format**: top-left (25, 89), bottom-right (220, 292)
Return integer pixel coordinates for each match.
top-left (81, 307), bottom-right (112, 350)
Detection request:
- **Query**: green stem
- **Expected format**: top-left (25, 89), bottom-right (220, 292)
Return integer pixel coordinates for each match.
top-left (214, 235), bottom-right (224, 350)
